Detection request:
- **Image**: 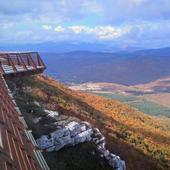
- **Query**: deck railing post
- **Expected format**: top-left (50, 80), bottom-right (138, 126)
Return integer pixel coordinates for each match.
top-left (17, 55), bottom-right (21, 65)
top-left (37, 53), bottom-right (46, 67)
top-left (7, 54), bottom-right (17, 73)
top-left (18, 54), bottom-right (28, 71)
top-left (7, 54), bottom-right (11, 66)
top-left (26, 55), bottom-right (30, 66)
top-left (0, 61), bottom-right (5, 74)
top-left (28, 53), bottom-right (36, 68)
top-left (0, 52), bottom-right (46, 76)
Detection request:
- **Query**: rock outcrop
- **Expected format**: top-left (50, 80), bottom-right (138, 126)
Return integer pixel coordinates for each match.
top-left (36, 112), bottom-right (126, 170)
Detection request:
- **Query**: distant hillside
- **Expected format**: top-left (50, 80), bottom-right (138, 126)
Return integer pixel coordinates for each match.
top-left (69, 76), bottom-right (170, 95)
top-left (134, 76), bottom-right (170, 93)
top-left (10, 75), bottom-right (170, 170)
top-left (69, 77), bottom-right (170, 117)
top-left (41, 47), bottom-right (170, 85)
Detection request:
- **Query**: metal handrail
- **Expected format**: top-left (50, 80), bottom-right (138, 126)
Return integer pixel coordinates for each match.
top-left (0, 52), bottom-right (46, 75)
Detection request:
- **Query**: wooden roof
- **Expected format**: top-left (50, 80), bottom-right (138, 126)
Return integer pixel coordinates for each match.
top-left (0, 52), bottom-right (49, 170)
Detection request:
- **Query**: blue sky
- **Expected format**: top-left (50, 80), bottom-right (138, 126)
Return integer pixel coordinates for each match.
top-left (1, 0), bottom-right (170, 48)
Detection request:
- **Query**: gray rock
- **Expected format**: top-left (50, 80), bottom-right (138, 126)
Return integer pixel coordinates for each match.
top-left (36, 121), bottom-right (126, 170)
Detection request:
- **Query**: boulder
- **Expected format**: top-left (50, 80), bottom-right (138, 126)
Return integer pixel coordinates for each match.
top-left (36, 121), bottom-right (126, 170)
top-left (36, 135), bottom-right (53, 149)
top-left (44, 109), bottom-right (59, 117)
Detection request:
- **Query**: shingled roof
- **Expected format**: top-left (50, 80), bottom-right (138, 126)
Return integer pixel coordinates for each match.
top-left (0, 52), bottom-right (49, 170)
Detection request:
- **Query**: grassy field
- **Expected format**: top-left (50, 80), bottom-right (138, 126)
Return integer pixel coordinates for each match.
top-left (97, 93), bottom-right (170, 118)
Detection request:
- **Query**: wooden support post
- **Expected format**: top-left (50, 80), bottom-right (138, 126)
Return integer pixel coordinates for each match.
top-left (7, 54), bottom-right (17, 73)
top-left (0, 61), bottom-right (5, 74)
top-left (26, 55), bottom-right (30, 66)
top-left (7, 54), bottom-right (11, 66)
top-left (28, 53), bottom-right (36, 68)
top-left (37, 52), bottom-right (46, 67)
top-left (18, 54), bottom-right (28, 71)
top-left (17, 55), bottom-right (21, 65)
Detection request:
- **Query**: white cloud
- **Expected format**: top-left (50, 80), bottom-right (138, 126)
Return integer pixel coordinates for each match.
top-left (55, 26), bottom-right (65, 32)
top-left (64, 25), bottom-right (130, 40)
top-left (42, 24), bottom-right (52, 30)
top-left (40, 22), bottom-right (170, 45)
top-left (91, 26), bottom-right (130, 40)
top-left (0, 0), bottom-right (170, 47)
top-left (69, 25), bottom-right (88, 34)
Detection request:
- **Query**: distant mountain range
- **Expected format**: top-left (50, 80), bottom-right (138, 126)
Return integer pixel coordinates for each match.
top-left (0, 42), bottom-right (144, 53)
top-left (41, 47), bottom-right (170, 85)
top-left (1, 43), bottom-right (170, 85)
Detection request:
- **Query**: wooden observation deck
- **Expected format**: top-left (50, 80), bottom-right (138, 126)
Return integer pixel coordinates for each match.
top-left (0, 52), bottom-right (49, 170)
top-left (0, 52), bottom-right (46, 78)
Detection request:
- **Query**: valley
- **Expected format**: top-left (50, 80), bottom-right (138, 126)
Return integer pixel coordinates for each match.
top-left (69, 77), bottom-right (170, 118)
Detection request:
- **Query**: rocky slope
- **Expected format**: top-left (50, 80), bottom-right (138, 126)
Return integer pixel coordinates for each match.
top-left (7, 75), bottom-right (170, 170)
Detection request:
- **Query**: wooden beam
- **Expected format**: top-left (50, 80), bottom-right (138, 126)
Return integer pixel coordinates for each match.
top-left (0, 61), bottom-right (5, 74)
top-left (17, 55), bottom-right (21, 65)
top-left (7, 54), bottom-right (17, 73)
top-left (18, 54), bottom-right (28, 71)
top-left (36, 53), bottom-right (46, 67)
top-left (28, 54), bottom-right (36, 68)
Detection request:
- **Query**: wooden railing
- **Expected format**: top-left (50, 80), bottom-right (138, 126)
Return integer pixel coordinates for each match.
top-left (0, 52), bottom-right (46, 75)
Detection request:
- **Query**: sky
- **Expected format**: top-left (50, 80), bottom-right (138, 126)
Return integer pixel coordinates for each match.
top-left (0, 0), bottom-right (170, 49)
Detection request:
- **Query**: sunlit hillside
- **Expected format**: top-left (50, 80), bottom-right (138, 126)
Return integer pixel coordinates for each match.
top-left (8, 75), bottom-right (170, 170)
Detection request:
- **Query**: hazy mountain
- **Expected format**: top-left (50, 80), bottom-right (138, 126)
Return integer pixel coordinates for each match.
top-left (0, 42), bottom-right (143, 53)
top-left (41, 47), bottom-right (170, 85)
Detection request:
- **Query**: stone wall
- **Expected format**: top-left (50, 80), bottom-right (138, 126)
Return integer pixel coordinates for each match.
top-left (36, 110), bottom-right (126, 170)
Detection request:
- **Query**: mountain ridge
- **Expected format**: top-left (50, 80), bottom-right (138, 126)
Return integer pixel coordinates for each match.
top-left (42, 47), bottom-right (170, 85)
